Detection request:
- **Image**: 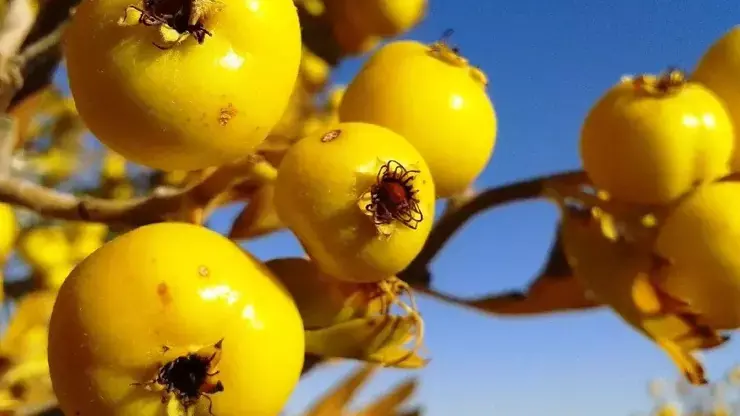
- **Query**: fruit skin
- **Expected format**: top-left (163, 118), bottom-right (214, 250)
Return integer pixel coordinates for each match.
top-left (48, 222), bottom-right (304, 416)
top-left (339, 40), bottom-right (496, 198)
top-left (693, 26), bottom-right (740, 171)
top-left (342, 0), bottom-right (427, 37)
top-left (274, 122), bottom-right (435, 283)
top-left (655, 180), bottom-right (740, 330)
top-left (63, 0), bottom-right (302, 171)
top-left (580, 74), bottom-right (734, 205)
top-left (0, 204), bottom-right (17, 262)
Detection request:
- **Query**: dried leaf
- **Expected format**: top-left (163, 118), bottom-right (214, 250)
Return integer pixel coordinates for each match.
top-left (354, 378), bottom-right (419, 416)
top-left (303, 363), bottom-right (379, 416)
top-left (229, 184), bottom-right (284, 240)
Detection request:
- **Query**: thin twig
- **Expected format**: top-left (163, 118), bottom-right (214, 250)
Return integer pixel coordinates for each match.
top-left (399, 170), bottom-right (587, 285)
top-left (0, 157), bottom-right (272, 228)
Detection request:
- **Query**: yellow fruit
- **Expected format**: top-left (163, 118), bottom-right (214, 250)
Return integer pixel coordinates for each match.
top-left (580, 70), bottom-right (734, 205)
top-left (265, 257), bottom-right (361, 329)
top-left (300, 47), bottom-right (331, 93)
top-left (655, 180), bottom-right (740, 330)
top-left (344, 0), bottom-right (427, 37)
top-left (274, 122), bottom-right (435, 283)
top-left (40, 261), bottom-right (77, 291)
top-left (63, 0), bottom-right (302, 170)
top-left (0, 204), bottom-right (17, 262)
top-left (17, 226), bottom-right (71, 271)
top-left (101, 150), bottom-right (128, 180)
top-left (48, 222), bottom-right (304, 416)
top-left (694, 26), bottom-right (740, 171)
top-left (339, 40), bottom-right (496, 197)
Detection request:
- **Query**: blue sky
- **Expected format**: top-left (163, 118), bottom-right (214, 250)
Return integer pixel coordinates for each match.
top-left (45, 1), bottom-right (740, 415)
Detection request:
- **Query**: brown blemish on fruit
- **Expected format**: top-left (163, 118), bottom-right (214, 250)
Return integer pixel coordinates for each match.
top-left (157, 282), bottom-right (172, 304)
top-left (321, 129), bottom-right (341, 143)
top-left (219, 103), bottom-right (237, 126)
top-left (198, 265), bottom-right (209, 278)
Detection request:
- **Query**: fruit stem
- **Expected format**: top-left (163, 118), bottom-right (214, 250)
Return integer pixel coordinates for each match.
top-left (632, 68), bottom-right (687, 96)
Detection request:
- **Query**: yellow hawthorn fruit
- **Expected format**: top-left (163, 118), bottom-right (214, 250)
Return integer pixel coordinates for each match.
top-left (655, 180), bottom-right (740, 330)
top-left (265, 257), bottom-right (383, 329)
top-left (0, 204), bottom-right (17, 262)
top-left (48, 222), bottom-right (304, 416)
top-left (274, 122), bottom-right (435, 283)
top-left (694, 26), bottom-right (740, 171)
top-left (580, 70), bottom-right (734, 205)
top-left (17, 226), bottom-right (71, 271)
top-left (344, 0), bottom-right (427, 37)
top-left (339, 39), bottom-right (496, 198)
top-left (63, 0), bottom-right (301, 170)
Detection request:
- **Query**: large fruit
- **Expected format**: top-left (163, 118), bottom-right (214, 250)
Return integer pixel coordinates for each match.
top-left (339, 39), bottom-right (497, 198)
top-left (693, 26), bottom-right (740, 171)
top-left (655, 180), bottom-right (740, 330)
top-left (48, 222), bottom-right (304, 416)
top-left (274, 122), bottom-right (435, 283)
top-left (580, 70), bottom-right (734, 205)
top-left (63, 0), bottom-right (302, 170)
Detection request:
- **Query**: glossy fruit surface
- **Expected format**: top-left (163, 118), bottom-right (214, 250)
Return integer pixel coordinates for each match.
top-left (274, 122), bottom-right (435, 283)
top-left (339, 40), bottom-right (496, 197)
top-left (693, 25), bottom-right (740, 171)
top-left (655, 180), bottom-right (740, 330)
top-left (48, 222), bottom-right (304, 416)
top-left (346, 0), bottom-right (427, 37)
top-left (580, 71), bottom-right (734, 205)
top-left (63, 0), bottom-right (302, 170)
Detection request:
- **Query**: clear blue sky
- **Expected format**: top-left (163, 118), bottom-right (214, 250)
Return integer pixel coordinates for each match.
top-left (48, 1), bottom-right (740, 415)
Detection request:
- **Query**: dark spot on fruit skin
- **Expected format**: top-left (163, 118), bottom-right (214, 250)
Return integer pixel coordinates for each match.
top-left (157, 282), bottom-right (172, 305)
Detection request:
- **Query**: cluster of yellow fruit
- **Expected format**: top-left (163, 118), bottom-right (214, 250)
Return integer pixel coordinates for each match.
top-left (0, 0), bottom-right (499, 415)
top-left (555, 25), bottom-right (740, 387)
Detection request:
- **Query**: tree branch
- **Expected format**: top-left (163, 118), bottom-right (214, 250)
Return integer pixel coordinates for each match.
top-left (399, 170), bottom-right (587, 286)
top-left (0, 156), bottom-right (273, 228)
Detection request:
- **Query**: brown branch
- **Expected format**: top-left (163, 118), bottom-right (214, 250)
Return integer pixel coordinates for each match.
top-left (399, 170), bottom-right (587, 286)
top-left (0, 156), bottom-right (272, 228)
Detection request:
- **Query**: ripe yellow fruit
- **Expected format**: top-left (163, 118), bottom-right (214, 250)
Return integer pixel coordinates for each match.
top-left (17, 226), bottom-right (71, 272)
top-left (63, 0), bottom-right (302, 170)
top-left (655, 180), bottom-right (740, 330)
top-left (343, 0), bottom-right (427, 37)
top-left (0, 204), bottom-right (17, 262)
top-left (274, 122), bottom-right (435, 283)
top-left (339, 40), bottom-right (496, 198)
top-left (694, 26), bottom-right (740, 171)
top-left (580, 70), bottom-right (734, 205)
top-left (48, 222), bottom-right (304, 416)
top-left (265, 257), bottom-right (384, 329)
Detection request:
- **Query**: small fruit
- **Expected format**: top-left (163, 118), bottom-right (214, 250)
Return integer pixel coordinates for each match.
top-left (17, 226), bottom-right (71, 272)
top-left (693, 25), bottom-right (740, 171)
top-left (580, 69), bottom-right (734, 205)
top-left (274, 122), bottom-right (435, 283)
top-left (265, 257), bottom-right (367, 329)
top-left (63, 0), bottom-right (302, 170)
top-left (339, 38), bottom-right (496, 198)
top-left (0, 204), bottom-right (17, 262)
top-left (655, 180), bottom-right (740, 330)
top-left (48, 222), bottom-right (304, 415)
top-left (342, 0), bottom-right (427, 37)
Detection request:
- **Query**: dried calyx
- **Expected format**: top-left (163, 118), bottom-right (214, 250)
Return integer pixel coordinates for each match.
top-left (631, 68), bottom-right (687, 96)
top-left (119, 0), bottom-right (223, 49)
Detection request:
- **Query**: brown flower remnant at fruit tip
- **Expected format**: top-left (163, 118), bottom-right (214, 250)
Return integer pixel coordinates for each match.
top-left (118, 0), bottom-right (223, 49)
top-left (359, 160), bottom-right (424, 238)
top-left (631, 67), bottom-right (687, 97)
top-left (131, 338), bottom-right (225, 416)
